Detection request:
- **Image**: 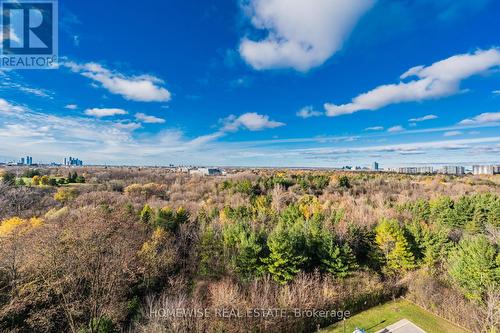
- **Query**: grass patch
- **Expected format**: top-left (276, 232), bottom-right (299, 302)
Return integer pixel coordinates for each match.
top-left (321, 299), bottom-right (468, 333)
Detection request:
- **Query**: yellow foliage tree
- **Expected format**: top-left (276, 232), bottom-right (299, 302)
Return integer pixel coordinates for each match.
top-left (138, 227), bottom-right (175, 287)
top-left (32, 175), bottom-right (41, 185)
top-left (0, 217), bottom-right (43, 236)
top-left (54, 188), bottom-right (78, 203)
top-left (298, 195), bottom-right (322, 220)
top-left (40, 175), bottom-right (50, 185)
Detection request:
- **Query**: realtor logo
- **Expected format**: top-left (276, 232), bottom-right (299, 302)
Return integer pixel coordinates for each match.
top-left (1, 0), bottom-right (58, 69)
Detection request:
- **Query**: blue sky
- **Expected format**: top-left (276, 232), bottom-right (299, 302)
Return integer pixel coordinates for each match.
top-left (0, 0), bottom-right (499, 167)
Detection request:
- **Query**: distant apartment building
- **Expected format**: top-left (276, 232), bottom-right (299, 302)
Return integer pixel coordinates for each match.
top-left (472, 165), bottom-right (500, 175)
top-left (189, 167), bottom-right (223, 176)
top-left (17, 156), bottom-right (34, 165)
top-left (372, 162), bottom-right (379, 171)
top-left (64, 157), bottom-right (83, 166)
top-left (397, 166), bottom-right (433, 174)
top-left (441, 165), bottom-right (465, 175)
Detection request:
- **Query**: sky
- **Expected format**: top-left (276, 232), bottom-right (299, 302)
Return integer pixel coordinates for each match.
top-left (0, 0), bottom-right (499, 168)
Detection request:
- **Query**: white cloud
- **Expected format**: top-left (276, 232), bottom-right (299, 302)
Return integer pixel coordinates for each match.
top-left (84, 108), bottom-right (127, 118)
top-left (493, 90), bottom-right (500, 95)
top-left (0, 28), bottom-right (20, 44)
top-left (325, 48), bottom-right (500, 117)
top-left (387, 125), bottom-right (404, 133)
top-left (239, 0), bottom-right (374, 72)
top-left (459, 112), bottom-right (500, 125)
top-left (186, 132), bottom-right (226, 147)
top-left (135, 112), bottom-right (166, 124)
top-left (0, 98), bottom-right (26, 113)
top-left (0, 73), bottom-right (52, 98)
top-left (296, 106), bottom-right (322, 118)
top-left (18, 86), bottom-right (51, 98)
top-left (222, 112), bottom-right (285, 131)
top-left (65, 104), bottom-right (78, 110)
top-left (408, 114), bottom-right (438, 122)
top-left (64, 61), bottom-right (171, 102)
top-left (365, 126), bottom-right (384, 131)
top-left (443, 130), bottom-right (463, 137)
top-left (114, 122), bottom-right (142, 130)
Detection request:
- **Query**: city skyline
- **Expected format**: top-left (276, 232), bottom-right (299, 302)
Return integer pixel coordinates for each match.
top-left (4, 153), bottom-right (500, 176)
top-left (0, 1), bottom-right (499, 167)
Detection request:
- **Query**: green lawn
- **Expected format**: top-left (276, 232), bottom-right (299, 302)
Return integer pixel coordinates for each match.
top-left (321, 299), bottom-right (468, 333)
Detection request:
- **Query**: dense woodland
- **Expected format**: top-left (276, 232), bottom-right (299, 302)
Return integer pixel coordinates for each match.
top-left (0, 167), bottom-right (498, 333)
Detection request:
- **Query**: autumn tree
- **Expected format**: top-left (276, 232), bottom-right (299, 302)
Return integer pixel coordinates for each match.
top-left (54, 188), bottom-right (78, 204)
top-left (375, 219), bottom-right (416, 274)
top-left (32, 175), bottom-right (41, 186)
top-left (40, 175), bottom-right (50, 186)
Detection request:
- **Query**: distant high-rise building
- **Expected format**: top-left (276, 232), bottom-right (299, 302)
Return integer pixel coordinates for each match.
top-left (20, 157), bottom-right (25, 165)
top-left (372, 162), bottom-right (379, 171)
top-left (441, 165), bottom-right (465, 175)
top-left (473, 165), bottom-right (500, 175)
top-left (64, 156), bottom-right (83, 166)
top-left (26, 156), bottom-right (33, 165)
top-left (397, 166), bottom-right (433, 174)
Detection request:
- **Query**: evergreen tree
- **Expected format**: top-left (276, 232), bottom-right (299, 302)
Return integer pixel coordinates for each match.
top-left (175, 207), bottom-right (189, 225)
top-left (453, 196), bottom-right (475, 228)
top-left (375, 219), bottom-right (416, 274)
top-left (234, 231), bottom-right (265, 281)
top-left (319, 240), bottom-right (357, 277)
top-left (429, 196), bottom-right (455, 227)
top-left (406, 220), bottom-right (450, 268)
top-left (448, 236), bottom-right (499, 302)
top-left (264, 220), bottom-right (306, 284)
top-left (407, 199), bottom-right (431, 222)
top-left (487, 195), bottom-right (500, 228)
top-left (140, 204), bottom-right (155, 227)
top-left (337, 175), bottom-right (351, 188)
top-left (156, 207), bottom-right (175, 230)
top-left (466, 205), bottom-right (487, 234)
top-left (198, 226), bottom-right (225, 279)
